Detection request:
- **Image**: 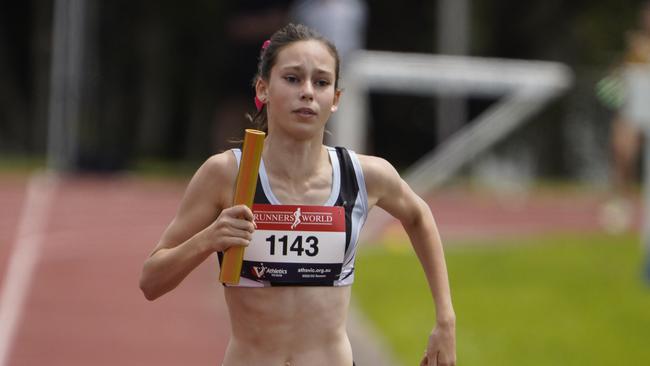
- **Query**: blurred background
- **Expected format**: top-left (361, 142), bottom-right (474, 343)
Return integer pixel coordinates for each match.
top-left (2, 1), bottom-right (650, 365)
top-left (1, 0), bottom-right (643, 178)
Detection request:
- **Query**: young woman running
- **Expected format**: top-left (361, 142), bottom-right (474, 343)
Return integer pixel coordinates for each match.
top-left (139, 23), bottom-right (456, 366)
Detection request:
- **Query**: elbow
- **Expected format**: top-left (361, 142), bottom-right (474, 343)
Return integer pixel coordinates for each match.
top-left (139, 276), bottom-right (159, 301)
top-left (139, 264), bottom-right (162, 301)
top-left (139, 282), bottom-right (158, 302)
top-left (403, 196), bottom-right (430, 230)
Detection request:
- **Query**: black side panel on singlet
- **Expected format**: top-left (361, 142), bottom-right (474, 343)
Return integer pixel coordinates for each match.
top-left (253, 177), bottom-right (270, 204)
top-left (334, 147), bottom-right (359, 252)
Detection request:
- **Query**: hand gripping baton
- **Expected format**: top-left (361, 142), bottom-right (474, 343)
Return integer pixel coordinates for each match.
top-left (219, 129), bottom-right (265, 284)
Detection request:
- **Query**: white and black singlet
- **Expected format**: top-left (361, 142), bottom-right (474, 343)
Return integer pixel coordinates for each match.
top-left (218, 146), bottom-right (369, 287)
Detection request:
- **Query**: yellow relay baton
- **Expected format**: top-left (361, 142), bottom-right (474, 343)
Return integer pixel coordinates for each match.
top-left (219, 129), bottom-right (265, 285)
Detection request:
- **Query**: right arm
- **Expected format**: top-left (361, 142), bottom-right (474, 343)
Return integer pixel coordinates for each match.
top-left (139, 152), bottom-right (255, 301)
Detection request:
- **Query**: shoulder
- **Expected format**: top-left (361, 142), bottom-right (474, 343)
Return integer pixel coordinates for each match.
top-left (185, 150), bottom-right (239, 208)
top-left (355, 153), bottom-right (427, 223)
top-left (356, 153), bottom-right (400, 182)
top-left (204, 150), bottom-right (238, 176)
top-left (197, 150), bottom-right (238, 184)
top-left (355, 153), bottom-right (403, 206)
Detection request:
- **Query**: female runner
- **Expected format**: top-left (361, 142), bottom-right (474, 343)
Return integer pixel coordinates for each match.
top-left (140, 23), bottom-right (456, 366)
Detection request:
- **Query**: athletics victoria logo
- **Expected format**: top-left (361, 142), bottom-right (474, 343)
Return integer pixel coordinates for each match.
top-left (251, 263), bottom-right (267, 278)
top-left (253, 206), bottom-right (335, 230)
top-left (250, 263), bottom-right (288, 279)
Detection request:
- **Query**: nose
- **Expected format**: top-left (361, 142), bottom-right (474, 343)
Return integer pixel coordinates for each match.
top-left (300, 81), bottom-right (314, 101)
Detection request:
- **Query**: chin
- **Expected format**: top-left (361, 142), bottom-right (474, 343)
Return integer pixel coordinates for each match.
top-left (285, 121), bottom-right (326, 141)
top-left (290, 127), bottom-right (324, 141)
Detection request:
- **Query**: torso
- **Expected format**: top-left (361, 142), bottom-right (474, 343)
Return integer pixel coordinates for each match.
top-left (220, 146), bottom-right (367, 365)
top-left (223, 286), bottom-right (353, 365)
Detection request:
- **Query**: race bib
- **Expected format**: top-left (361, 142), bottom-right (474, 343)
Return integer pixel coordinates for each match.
top-left (241, 204), bottom-right (346, 284)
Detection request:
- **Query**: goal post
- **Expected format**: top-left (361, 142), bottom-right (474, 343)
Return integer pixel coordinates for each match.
top-left (334, 50), bottom-right (573, 192)
top-left (331, 50), bottom-right (573, 237)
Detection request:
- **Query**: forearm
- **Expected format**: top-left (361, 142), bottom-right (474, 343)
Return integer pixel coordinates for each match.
top-left (363, 156), bottom-right (456, 364)
top-left (403, 198), bottom-right (455, 325)
top-left (139, 231), bottom-right (212, 301)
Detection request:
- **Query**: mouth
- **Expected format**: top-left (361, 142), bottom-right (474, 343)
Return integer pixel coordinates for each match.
top-left (292, 107), bottom-right (317, 117)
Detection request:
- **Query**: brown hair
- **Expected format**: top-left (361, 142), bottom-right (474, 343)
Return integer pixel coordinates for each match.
top-left (249, 23), bottom-right (341, 133)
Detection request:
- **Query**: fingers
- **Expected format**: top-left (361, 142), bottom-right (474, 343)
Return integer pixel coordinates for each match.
top-left (218, 205), bottom-right (254, 228)
top-left (222, 205), bottom-right (256, 232)
top-left (221, 235), bottom-right (251, 248)
top-left (216, 225), bottom-right (253, 249)
top-left (206, 205), bottom-right (258, 252)
top-left (427, 325), bottom-right (456, 366)
top-left (227, 217), bottom-right (256, 232)
top-left (227, 204), bottom-right (255, 223)
top-left (228, 227), bottom-right (253, 242)
top-left (437, 352), bottom-right (456, 366)
top-left (217, 221), bottom-right (254, 250)
top-left (423, 351), bottom-right (451, 366)
top-left (420, 355), bottom-right (428, 366)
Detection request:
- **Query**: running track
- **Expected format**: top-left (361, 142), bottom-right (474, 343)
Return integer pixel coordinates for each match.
top-left (0, 172), bottom-right (640, 365)
top-left (1, 173), bottom-right (228, 365)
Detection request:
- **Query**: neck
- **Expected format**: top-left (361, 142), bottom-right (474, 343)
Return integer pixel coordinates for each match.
top-left (262, 131), bottom-right (327, 181)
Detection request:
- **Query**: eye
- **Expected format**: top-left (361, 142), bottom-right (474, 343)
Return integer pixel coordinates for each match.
top-left (315, 79), bottom-right (331, 87)
top-left (284, 75), bottom-right (299, 83)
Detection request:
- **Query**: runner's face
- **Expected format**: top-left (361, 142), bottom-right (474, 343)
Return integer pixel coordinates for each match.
top-left (258, 40), bottom-right (340, 140)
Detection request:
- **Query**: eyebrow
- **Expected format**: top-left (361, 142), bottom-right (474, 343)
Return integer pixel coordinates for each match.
top-left (279, 65), bottom-right (334, 76)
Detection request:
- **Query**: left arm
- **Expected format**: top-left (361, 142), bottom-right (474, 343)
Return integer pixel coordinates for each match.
top-left (360, 155), bottom-right (456, 366)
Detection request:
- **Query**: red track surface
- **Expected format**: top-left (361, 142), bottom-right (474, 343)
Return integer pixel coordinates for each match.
top-left (0, 175), bottom-right (27, 291)
top-left (0, 173), bottom-right (641, 365)
top-left (426, 187), bottom-right (641, 240)
top-left (1, 174), bottom-right (229, 366)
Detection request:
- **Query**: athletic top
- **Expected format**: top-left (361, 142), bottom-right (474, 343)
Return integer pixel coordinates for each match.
top-left (219, 146), bottom-right (369, 287)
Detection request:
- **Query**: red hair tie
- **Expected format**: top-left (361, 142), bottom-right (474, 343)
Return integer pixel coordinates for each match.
top-left (261, 39), bottom-right (271, 51)
top-left (254, 96), bottom-right (265, 112)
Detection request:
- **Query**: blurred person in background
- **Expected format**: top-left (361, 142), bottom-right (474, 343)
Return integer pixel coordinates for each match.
top-left (289, 0), bottom-right (367, 64)
top-left (212, 1), bottom-right (293, 152)
top-left (599, 0), bottom-right (650, 233)
top-left (289, 0), bottom-right (368, 143)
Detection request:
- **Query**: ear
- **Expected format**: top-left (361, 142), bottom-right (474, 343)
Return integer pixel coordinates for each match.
top-left (255, 78), bottom-right (269, 102)
top-left (330, 89), bottom-right (342, 113)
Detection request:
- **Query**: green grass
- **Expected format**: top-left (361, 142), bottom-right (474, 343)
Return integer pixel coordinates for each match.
top-left (128, 158), bottom-right (201, 180)
top-left (0, 155), bottom-right (45, 173)
top-left (0, 155), bottom-right (200, 180)
top-left (353, 233), bottom-right (650, 365)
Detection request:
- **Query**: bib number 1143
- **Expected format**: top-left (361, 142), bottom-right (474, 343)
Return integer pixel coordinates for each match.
top-left (265, 235), bottom-right (319, 257)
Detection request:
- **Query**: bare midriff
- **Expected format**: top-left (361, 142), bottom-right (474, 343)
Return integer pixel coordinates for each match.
top-left (222, 286), bottom-right (353, 366)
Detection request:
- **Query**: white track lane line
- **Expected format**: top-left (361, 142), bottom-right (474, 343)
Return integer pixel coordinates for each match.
top-left (0, 172), bottom-right (58, 366)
